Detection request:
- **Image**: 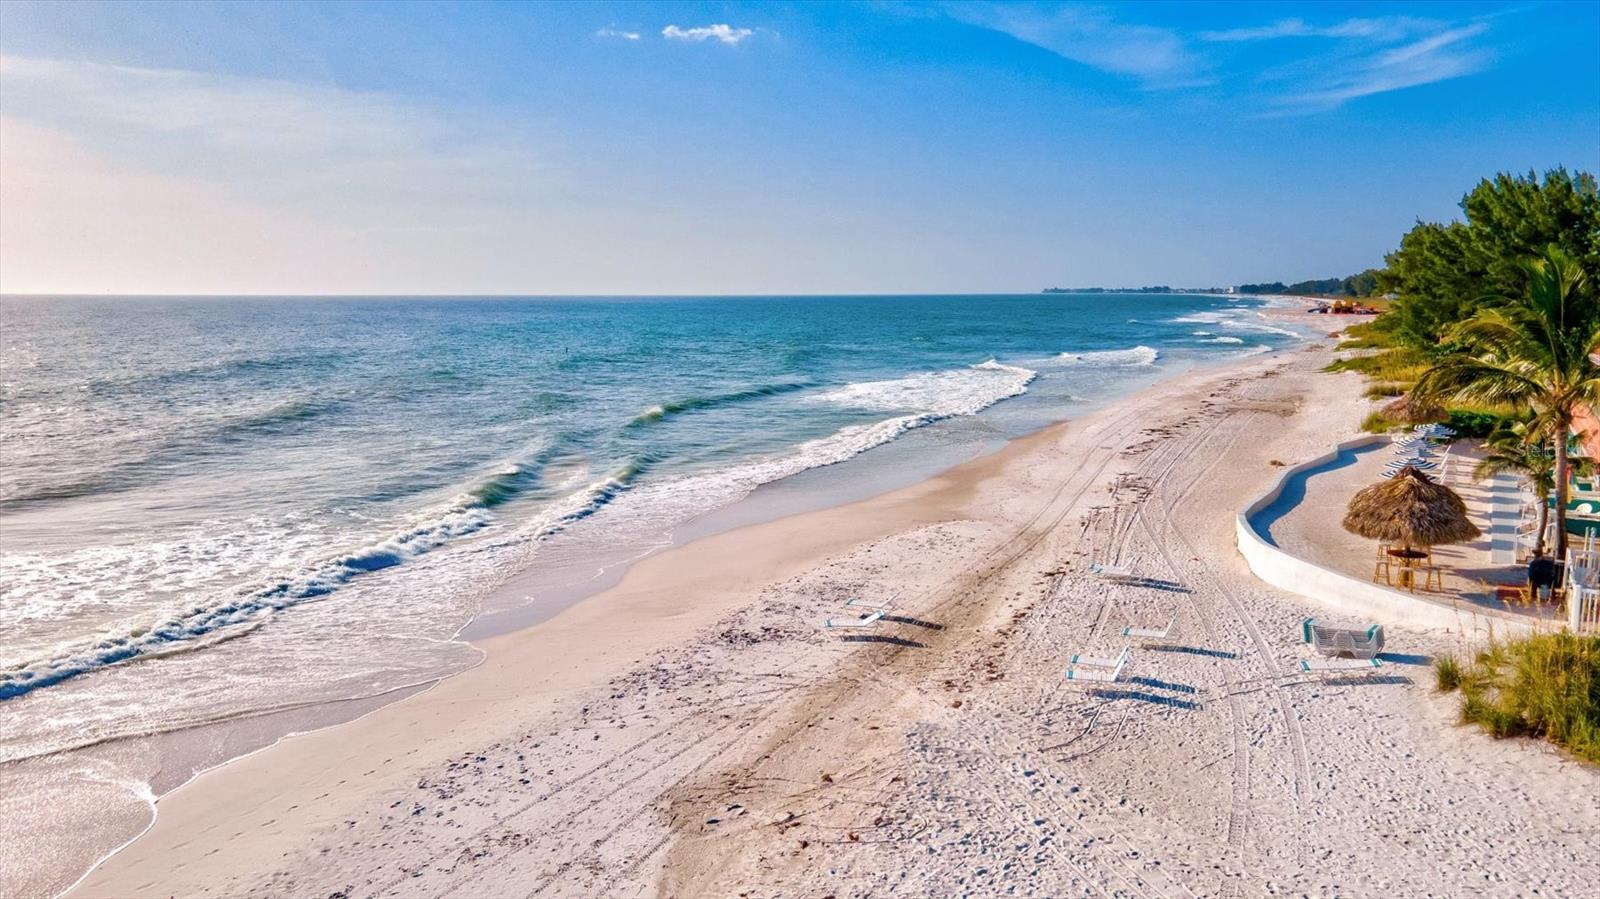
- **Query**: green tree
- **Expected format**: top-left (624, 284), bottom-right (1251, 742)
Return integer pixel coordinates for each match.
top-left (1416, 247), bottom-right (1599, 558)
top-left (1380, 169), bottom-right (1600, 351)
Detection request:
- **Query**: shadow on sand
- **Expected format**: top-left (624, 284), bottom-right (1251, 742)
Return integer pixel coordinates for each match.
top-left (1151, 644), bottom-right (1238, 660)
top-left (1127, 675), bottom-right (1198, 694)
top-left (1129, 578), bottom-right (1193, 593)
top-left (1090, 689), bottom-right (1201, 710)
top-left (1291, 674), bottom-right (1413, 688)
top-left (840, 634), bottom-right (927, 648)
top-left (1377, 652), bottom-right (1432, 666)
top-left (881, 615), bottom-right (945, 630)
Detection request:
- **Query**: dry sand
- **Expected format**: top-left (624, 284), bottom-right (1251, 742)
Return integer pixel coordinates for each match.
top-left (66, 337), bottom-right (1600, 899)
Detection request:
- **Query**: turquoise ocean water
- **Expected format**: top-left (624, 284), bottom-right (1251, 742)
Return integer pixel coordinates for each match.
top-left (0, 294), bottom-right (1305, 765)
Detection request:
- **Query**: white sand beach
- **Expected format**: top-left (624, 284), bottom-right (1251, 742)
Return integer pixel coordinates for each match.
top-left (66, 335), bottom-right (1600, 898)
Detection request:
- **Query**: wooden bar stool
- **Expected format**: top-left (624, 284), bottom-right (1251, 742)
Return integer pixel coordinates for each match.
top-left (1373, 555), bottom-right (1394, 585)
top-left (1421, 565), bottom-right (1443, 592)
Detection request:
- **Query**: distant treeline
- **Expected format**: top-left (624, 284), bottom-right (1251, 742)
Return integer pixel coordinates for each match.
top-left (1043, 273), bottom-right (1383, 297)
top-left (1042, 286), bottom-right (1228, 294)
top-left (1235, 270), bottom-right (1384, 297)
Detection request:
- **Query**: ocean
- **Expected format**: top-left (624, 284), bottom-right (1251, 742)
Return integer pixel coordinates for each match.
top-left (0, 293), bottom-right (1305, 877)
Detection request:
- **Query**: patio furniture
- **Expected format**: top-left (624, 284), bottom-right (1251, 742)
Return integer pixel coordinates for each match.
top-left (1067, 647), bottom-right (1130, 683)
top-left (1090, 563), bottom-right (1140, 584)
top-left (1121, 618), bottom-right (1176, 644)
top-left (1301, 617), bottom-right (1385, 659)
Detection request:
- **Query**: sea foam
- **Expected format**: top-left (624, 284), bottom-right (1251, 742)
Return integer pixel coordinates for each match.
top-left (1056, 345), bottom-right (1159, 366)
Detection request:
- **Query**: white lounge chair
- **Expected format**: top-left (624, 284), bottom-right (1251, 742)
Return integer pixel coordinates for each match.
top-left (824, 610), bottom-right (884, 629)
top-left (1121, 618), bottom-right (1176, 643)
top-left (1067, 648), bottom-right (1130, 683)
top-left (1302, 617), bottom-right (1385, 659)
top-left (1069, 646), bottom-right (1130, 669)
top-left (1090, 562), bottom-right (1140, 584)
top-left (1298, 658), bottom-right (1384, 673)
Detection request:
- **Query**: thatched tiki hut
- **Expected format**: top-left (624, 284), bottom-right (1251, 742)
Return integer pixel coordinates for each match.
top-left (1343, 466), bottom-right (1481, 551)
top-left (1382, 392), bottom-right (1449, 425)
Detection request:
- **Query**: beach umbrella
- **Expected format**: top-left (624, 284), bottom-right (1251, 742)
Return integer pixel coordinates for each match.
top-left (1383, 393), bottom-right (1449, 425)
top-left (1386, 458), bottom-right (1437, 469)
top-left (1343, 466), bottom-right (1481, 551)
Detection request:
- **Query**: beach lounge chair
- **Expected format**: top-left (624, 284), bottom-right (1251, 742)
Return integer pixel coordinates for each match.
top-left (1301, 617), bottom-right (1385, 659)
top-left (1090, 562), bottom-right (1140, 584)
top-left (824, 610), bottom-right (884, 629)
top-left (1121, 618), bottom-right (1176, 644)
top-left (1067, 647), bottom-right (1130, 683)
top-left (1297, 658), bottom-right (1384, 674)
top-left (1069, 646), bottom-right (1130, 669)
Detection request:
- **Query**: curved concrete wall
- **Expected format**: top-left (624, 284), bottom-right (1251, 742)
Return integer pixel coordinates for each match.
top-left (1236, 434), bottom-right (1531, 635)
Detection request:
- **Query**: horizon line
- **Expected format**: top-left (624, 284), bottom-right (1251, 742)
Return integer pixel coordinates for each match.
top-left (0, 289), bottom-right (1256, 299)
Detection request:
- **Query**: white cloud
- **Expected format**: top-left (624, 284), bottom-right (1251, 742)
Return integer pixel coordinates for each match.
top-left (940, 3), bottom-right (1207, 89)
top-left (0, 55), bottom-right (565, 293)
top-left (0, 55), bottom-right (545, 211)
top-left (595, 27), bottom-right (641, 41)
top-left (1276, 23), bottom-right (1493, 111)
top-left (661, 24), bottom-right (754, 46)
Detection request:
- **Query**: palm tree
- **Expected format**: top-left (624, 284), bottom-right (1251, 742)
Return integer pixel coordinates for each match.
top-left (1473, 418), bottom-right (1592, 555)
top-left (1414, 246), bottom-right (1599, 559)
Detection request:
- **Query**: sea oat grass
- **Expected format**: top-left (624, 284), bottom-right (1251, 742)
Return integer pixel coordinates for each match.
top-left (1434, 655), bottom-right (1463, 691)
top-left (1360, 411), bottom-right (1400, 433)
top-left (1442, 632), bottom-right (1600, 763)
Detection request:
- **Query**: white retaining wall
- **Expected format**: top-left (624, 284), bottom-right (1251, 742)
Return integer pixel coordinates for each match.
top-left (1236, 434), bottom-right (1533, 635)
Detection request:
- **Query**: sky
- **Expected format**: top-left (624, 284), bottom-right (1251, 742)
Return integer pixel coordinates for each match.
top-left (1, 1), bottom-right (1596, 295)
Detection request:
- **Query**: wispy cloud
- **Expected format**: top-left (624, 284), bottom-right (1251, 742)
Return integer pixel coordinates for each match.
top-left (1199, 16), bottom-right (1439, 43)
top-left (661, 24), bottom-right (754, 46)
top-left (930, 4), bottom-right (1498, 111)
top-left (595, 27), bottom-right (641, 41)
top-left (941, 3), bottom-right (1206, 88)
top-left (1279, 23), bottom-right (1493, 111)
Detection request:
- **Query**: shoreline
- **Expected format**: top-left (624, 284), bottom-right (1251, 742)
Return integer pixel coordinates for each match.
top-left (64, 331), bottom-right (1600, 898)
top-left (56, 344), bottom-right (1289, 898)
top-left (13, 324), bottom-right (1282, 896)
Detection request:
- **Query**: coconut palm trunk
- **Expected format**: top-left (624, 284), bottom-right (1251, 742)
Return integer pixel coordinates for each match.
top-left (1555, 422), bottom-right (1571, 562)
top-left (1536, 482), bottom-right (1552, 556)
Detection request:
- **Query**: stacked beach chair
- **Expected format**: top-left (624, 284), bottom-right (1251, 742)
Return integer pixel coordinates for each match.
top-left (1296, 616), bottom-right (1386, 674)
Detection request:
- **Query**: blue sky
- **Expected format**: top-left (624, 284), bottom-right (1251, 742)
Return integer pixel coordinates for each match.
top-left (1, 1), bottom-right (1596, 294)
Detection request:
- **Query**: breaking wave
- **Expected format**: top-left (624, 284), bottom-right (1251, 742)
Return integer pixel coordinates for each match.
top-left (0, 450), bottom-right (650, 703)
top-left (1056, 345), bottom-right (1159, 366)
top-left (628, 381), bottom-right (813, 426)
top-left (812, 359), bottom-right (1036, 416)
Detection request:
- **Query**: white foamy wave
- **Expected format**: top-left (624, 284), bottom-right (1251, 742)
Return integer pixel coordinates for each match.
top-left (1201, 335), bottom-right (1246, 344)
top-left (1171, 312), bottom-right (1230, 325)
top-left (587, 361), bottom-right (1038, 554)
top-left (812, 359), bottom-right (1036, 416)
top-left (1221, 317), bottom-right (1301, 338)
top-left (1056, 345), bottom-right (1159, 366)
top-left (1231, 344), bottom-right (1273, 358)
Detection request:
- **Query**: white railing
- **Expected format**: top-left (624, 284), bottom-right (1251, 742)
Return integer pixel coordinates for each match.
top-left (1569, 585), bottom-right (1600, 634)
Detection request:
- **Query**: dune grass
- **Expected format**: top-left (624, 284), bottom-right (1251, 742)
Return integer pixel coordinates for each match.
top-left (1335, 320), bottom-right (1398, 350)
top-left (1362, 382), bottom-right (1409, 398)
top-left (1324, 348), bottom-right (1432, 383)
top-left (1434, 632), bottom-right (1600, 764)
top-left (1360, 410), bottom-right (1401, 433)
